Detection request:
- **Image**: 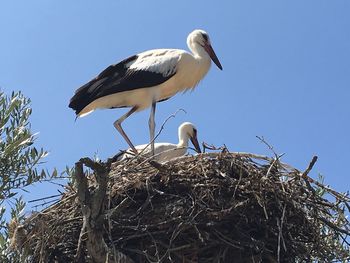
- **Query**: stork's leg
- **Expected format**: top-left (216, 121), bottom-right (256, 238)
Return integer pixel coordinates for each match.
top-left (113, 106), bottom-right (138, 154)
top-left (148, 101), bottom-right (156, 156)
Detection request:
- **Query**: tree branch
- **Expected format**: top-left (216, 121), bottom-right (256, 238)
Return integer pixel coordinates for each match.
top-left (73, 158), bottom-right (134, 263)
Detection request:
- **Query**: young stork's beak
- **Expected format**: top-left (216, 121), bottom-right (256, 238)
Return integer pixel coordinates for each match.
top-left (190, 130), bottom-right (202, 153)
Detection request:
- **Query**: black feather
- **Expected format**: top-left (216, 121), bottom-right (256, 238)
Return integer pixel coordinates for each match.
top-left (68, 54), bottom-right (176, 115)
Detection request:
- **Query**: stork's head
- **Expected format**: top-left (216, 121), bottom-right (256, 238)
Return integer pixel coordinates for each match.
top-left (178, 122), bottom-right (201, 153)
top-left (187, 29), bottom-right (223, 70)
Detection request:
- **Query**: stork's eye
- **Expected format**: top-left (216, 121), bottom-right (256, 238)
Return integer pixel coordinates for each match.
top-left (202, 33), bottom-right (209, 42)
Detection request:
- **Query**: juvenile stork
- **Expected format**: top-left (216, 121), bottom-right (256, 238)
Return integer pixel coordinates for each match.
top-left (117, 122), bottom-right (201, 163)
top-left (69, 29), bottom-right (222, 153)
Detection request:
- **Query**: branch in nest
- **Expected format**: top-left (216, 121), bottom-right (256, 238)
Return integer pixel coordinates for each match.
top-left (301, 156), bottom-right (350, 202)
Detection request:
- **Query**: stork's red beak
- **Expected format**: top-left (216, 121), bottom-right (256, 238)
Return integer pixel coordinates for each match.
top-left (190, 131), bottom-right (202, 153)
top-left (204, 43), bottom-right (223, 70)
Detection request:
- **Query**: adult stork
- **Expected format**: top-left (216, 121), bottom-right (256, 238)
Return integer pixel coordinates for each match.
top-left (117, 122), bottom-right (201, 163)
top-left (69, 29), bottom-right (222, 154)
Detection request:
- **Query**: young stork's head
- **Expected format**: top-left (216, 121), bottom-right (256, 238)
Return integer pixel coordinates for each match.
top-left (187, 29), bottom-right (223, 70)
top-left (178, 122), bottom-right (201, 153)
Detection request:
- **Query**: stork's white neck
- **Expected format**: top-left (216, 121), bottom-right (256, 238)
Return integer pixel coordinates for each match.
top-left (188, 41), bottom-right (210, 61)
top-left (177, 129), bottom-right (190, 148)
top-left (185, 40), bottom-right (212, 87)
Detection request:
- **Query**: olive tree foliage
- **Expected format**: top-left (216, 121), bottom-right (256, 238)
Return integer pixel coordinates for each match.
top-left (0, 91), bottom-right (54, 262)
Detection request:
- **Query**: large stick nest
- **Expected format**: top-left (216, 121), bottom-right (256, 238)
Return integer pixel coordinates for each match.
top-left (11, 152), bottom-right (350, 262)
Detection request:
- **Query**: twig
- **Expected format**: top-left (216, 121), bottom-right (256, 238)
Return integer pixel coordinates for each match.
top-left (300, 156), bottom-right (350, 202)
top-left (28, 194), bottom-right (62, 203)
top-left (301, 156), bottom-right (318, 179)
top-left (317, 216), bottom-right (350, 235)
top-left (256, 135), bottom-right (281, 159)
top-left (277, 204), bottom-right (287, 262)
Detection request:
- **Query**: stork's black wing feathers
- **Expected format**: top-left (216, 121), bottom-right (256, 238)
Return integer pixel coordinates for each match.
top-left (68, 54), bottom-right (176, 115)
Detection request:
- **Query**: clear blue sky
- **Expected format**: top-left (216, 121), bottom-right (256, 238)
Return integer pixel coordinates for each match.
top-left (0, 1), bottom-right (349, 204)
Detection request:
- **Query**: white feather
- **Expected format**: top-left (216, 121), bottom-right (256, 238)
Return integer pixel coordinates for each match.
top-left (129, 49), bottom-right (182, 76)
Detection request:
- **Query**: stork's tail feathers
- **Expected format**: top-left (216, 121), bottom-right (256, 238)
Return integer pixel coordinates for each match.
top-left (68, 80), bottom-right (95, 116)
top-left (68, 99), bottom-right (82, 116)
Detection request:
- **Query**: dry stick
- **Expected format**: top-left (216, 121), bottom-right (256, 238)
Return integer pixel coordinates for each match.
top-left (256, 136), bottom-right (287, 179)
top-left (265, 158), bottom-right (278, 178)
top-left (301, 156), bottom-right (350, 202)
top-left (317, 216), bottom-right (350, 235)
top-left (301, 156), bottom-right (319, 198)
top-left (256, 135), bottom-right (283, 160)
top-left (166, 152), bottom-right (296, 172)
top-left (202, 142), bottom-right (226, 153)
top-left (23, 193), bottom-right (77, 226)
top-left (277, 204), bottom-right (287, 263)
top-left (135, 147), bottom-right (295, 175)
top-left (31, 198), bottom-right (60, 210)
top-left (300, 156), bottom-right (350, 235)
top-left (301, 156), bottom-right (318, 179)
top-left (28, 194), bottom-right (62, 203)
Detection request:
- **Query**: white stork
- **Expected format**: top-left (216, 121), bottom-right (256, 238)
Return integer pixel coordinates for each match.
top-left (69, 29), bottom-right (222, 154)
top-left (117, 122), bottom-right (201, 163)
